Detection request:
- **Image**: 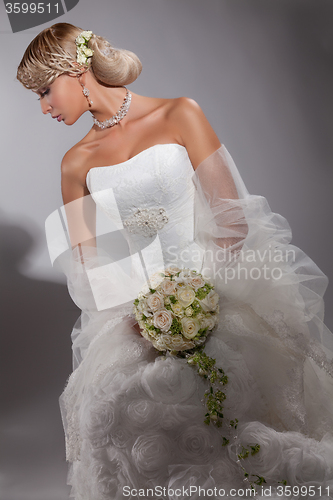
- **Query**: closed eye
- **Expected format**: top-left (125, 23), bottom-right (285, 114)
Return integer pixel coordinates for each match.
top-left (37, 88), bottom-right (50, 100)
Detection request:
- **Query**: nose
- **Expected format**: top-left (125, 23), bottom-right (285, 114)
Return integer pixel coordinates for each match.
top-left (40, 99), bottom-right (52, 115)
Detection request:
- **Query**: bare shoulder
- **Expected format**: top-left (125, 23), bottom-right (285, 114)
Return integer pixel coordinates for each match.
top-left (166, 97), bottom-right (221, 168)
top-left (166, 97), bottom-right (210, 126)
top-left (61, 139), bottom-right (93, 184)
top-left (60, 139), bottom-right (94, 205)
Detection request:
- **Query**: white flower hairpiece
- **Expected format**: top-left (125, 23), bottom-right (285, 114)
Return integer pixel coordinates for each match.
top-left (75, 30), bottom-right (94, 66)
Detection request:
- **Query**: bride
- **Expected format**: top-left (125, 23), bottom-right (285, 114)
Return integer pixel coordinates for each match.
top-left (17, 23), bottom-right (333, 500)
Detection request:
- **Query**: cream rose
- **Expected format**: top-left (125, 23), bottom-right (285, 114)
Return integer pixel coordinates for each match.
top-left (137, 298), bottom-right (152, 317)
top-left (77, 53), bottom-right (86, 65)
top-left (181, 317), bottom-right (200, 339)
top-left (160, 279), bottom-right (178, 295)
top-left (147, 292), bottom-right (164, 312)
top-left (185, 307), bottom-right (193, 317)
top-left (149, 272), bottom-right (164, 289)
top-left (81, 30), bottom-right (93, 39)
top-left (174, 269), bottom-right (195, 284)
top-left (177, 286), bottom-right (196, 308)
top-left (165, 266), bottom-right (181, 275)
top-left (84, 47), bottom-right (94, 57)
top-left (190, 276), bottom-right (206, 290)
top-left (171, 302), bottom-right (184, 317)
top-left (200, 290), bottom-right (219, 312)
top-left (200, 315), bottom-right (216, 331)
top-left (153, 309), bottom-right (173, 331)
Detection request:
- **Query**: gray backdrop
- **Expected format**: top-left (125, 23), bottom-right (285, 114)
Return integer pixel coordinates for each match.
top-left (1, 1), bottom-right (333, 499)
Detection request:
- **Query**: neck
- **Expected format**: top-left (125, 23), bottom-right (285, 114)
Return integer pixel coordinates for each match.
top-left (82, 72), bottom-right (129, 122)
top-left (90, 86), bottom-right (128, 122)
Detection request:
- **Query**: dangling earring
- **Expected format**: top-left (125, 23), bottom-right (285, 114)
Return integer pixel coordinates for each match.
top-left (78, 77), bottom-right (93, 107)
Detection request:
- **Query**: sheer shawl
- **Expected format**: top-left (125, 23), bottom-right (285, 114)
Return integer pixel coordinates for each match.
top-left (45, 145), bottom-right (333, 460)
top-left (45, 145), bottom-right (333, 370)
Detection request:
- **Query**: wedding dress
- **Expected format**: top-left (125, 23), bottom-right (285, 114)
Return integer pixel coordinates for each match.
top-left (45, 143), bottom-right (333, 499)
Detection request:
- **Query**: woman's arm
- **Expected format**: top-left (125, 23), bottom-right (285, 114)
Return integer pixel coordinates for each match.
top-left (61, 147), bottom-right (96, 251)
top-left (172, 98), bottom-right (248, 250)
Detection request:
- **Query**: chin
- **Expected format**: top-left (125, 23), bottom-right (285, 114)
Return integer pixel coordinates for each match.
top-left (65, 116), bottom-right (80, 126)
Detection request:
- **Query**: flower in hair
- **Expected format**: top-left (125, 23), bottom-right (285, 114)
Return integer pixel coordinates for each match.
top-left (75, 30), bottom-right (94, 66)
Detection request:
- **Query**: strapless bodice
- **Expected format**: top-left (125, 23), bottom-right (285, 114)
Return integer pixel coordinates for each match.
top-left (86, 143), bottom-right (204, 269)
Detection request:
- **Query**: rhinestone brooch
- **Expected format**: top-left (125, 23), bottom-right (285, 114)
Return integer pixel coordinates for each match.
top-left (123, 207), bottom-right (169, 237)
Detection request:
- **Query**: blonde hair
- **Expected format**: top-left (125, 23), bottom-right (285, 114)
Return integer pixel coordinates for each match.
top-left (17, 22), bottom-right (142, 91)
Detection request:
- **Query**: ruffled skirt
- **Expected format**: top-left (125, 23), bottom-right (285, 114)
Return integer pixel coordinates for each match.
top-left (61, 296), bottom-right (333, 500)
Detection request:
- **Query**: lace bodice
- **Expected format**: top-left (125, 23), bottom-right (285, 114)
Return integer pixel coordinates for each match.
top-left (86, 143), bottom-right (204, 269)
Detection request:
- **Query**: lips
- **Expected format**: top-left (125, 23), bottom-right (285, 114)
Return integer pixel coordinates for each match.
top-left (52, 115), bottom-right (62, 122)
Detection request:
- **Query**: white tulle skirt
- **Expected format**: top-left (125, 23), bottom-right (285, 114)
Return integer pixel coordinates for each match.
top-left (50, 146), bottom-right (333, 499)
top-left (60, 286), bottom-right (333, 499)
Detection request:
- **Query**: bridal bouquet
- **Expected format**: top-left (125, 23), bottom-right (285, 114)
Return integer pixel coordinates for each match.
top-left (133, 267), bottom-right (267, 489)
top-left (133, 267), bottom-right (219, 352)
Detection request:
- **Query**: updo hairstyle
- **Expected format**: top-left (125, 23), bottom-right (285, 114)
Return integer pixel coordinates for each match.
top-left (17, 22), bottom-right (142, 91)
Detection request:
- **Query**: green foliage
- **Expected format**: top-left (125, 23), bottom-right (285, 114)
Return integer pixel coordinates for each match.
top-left (170, 317), bottom-right (182, 335)
top-left (195, 283), bottom-right (213, 300)
top-left (191, 300), bottom-right (202, 315)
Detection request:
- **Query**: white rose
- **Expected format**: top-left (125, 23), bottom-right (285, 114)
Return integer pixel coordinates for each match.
top-left (76, 35), bottom-right (85, 44)
top-left (149, 271), bottom-right (164, 288)
top-left (161, 279), bottom-right (178, 295)
top-left (177, 286), bottom-right (196, 308)
top-left (165, 266), bottom-right (181, 275)
top-left (174, 269), bottom-right (194, 284)
top-left (77, 53), bottom-right (86, 65)
top-left (171, 302), bottom-right (184, 317)
top-left (153, 309), bottom-right (173, 331)
top-left (157, 334), bottom-right (194, 351)
top-left (185, 307), bottom-right (193, 317)
top-left (137, 298), bottom-right (152, 317)
top-left (200, 315), bottom-right (216, 331)
top-left (81, 30), bottom-right (93, 39)
top-left (84, 47), bottom-right (94, 57)
top-left (134, 308), bottom-right (140, 320)
top-left (147, 292), bottom-right (164, 312)
top-left (181, 317), bottom-right (200, 339)
top-left (200, 290), bottom-right (219, 312)
top-left (138, 319), bottom-right (145, 330)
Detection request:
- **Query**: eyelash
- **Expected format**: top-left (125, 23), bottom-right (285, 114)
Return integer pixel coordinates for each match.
top-left (37, 88), bottom-right (50, 100)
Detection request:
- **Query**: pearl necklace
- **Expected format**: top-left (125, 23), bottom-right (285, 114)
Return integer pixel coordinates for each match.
top-left (92, 88), bottom-right (132, 129)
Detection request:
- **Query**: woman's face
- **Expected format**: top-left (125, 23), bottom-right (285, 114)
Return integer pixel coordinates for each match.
top-left (36, 73), bottom-right (86, 125)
